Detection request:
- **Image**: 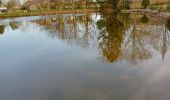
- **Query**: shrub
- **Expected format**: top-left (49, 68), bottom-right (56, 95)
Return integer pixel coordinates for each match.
top-left (141, 0), bottom-right (150, 8)
top-left (167, 4), bottom-right (170, 11)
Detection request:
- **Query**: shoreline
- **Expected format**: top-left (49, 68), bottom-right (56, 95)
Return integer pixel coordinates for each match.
top-left (122, 9), bottom-right (170, 20)
top-left (0, 9), bottom-right (99, 19)
top-left (1, 8), bottom-right (170, 20)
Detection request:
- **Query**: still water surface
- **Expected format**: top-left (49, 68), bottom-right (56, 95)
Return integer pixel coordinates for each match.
top-left (0, 13), bottom-right (170, 100)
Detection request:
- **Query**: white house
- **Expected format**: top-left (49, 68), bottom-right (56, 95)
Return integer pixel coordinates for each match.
top-left (0, 7), bottom-right (7, 13)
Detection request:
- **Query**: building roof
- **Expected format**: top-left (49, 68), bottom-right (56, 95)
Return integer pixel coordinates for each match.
top-left (22, 1), bottom-right (38, 7)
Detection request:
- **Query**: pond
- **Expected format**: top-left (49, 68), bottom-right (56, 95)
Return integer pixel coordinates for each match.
top-left (0, 13), bottom-right (170, 100)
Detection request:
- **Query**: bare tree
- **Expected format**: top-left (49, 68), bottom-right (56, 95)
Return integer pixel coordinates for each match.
top-left (7, 0), bottom-right (18, 13)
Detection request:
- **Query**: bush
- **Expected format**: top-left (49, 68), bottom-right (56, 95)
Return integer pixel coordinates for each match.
top-left (167, 5), bottom-right (170, 11)
top-left (141, 0), bottom-right (150, 9)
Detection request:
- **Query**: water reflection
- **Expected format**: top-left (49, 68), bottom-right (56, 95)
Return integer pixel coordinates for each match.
top-left (97, 12), bottom-right (125, 63)
top-left (33, 14), bottom-right (100, 49)
top-left (1, 13), bottom-right (170, 100)
top-left (140, 15), bottom-right (149, 24)
top-left (1, 13), bottom-right (170, 64)
top-left (9, 22), bottom-right (21, 30)
top-left (166, 19), bottom-right (170, 31)
top-left (0, 25), bottom-right (5, 34)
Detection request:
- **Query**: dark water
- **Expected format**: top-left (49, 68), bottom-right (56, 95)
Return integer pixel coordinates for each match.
top-left (0, 13), bottom-right (170, 100)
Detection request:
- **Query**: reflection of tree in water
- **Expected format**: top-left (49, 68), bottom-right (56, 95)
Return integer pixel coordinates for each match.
top-left (128, 16), bottom-right (170, 62)
top-left (0, 25), bottom-right (5, 34)
top-left (122, 21), bottom-right (152, 64)
top-left (152, 21), bottom-right (170, 60)
top-left (34, 14), bottom-right (98, 48)
top-left (166, 19), bottom-right (170, 31)
top-left (118, 14), bottom-right (170, 64)
top-left (9, 22), bottom-right (21, 30)
top-left (33, 13), bottom-right (170, 64)
top-left (140, 15), bottom-right (149, 24)
top-left (96, 12), bottom-right (125, 63)
top-left (164, 22), bottom-right (170, 59)
top-left (97, 13), bottom-right (170, 64)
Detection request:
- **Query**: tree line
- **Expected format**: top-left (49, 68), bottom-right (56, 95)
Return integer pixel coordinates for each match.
top-left (1, 0), bottom-right (152, 13)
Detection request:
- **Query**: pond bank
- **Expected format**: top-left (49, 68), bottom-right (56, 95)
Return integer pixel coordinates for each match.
top-left (122, 9), bottom-right (170, 20)
top-left (0, 9), bottom-right (99, 18)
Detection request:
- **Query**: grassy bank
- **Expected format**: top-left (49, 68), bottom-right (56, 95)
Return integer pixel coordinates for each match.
top-left (0, 9), bottom-right (99, 18)
top-left (0, 10), bottom-right (43, 18)
top-left (0, 5), bottom-right (169, 18)
top-left (130, 2), bottom-right (170, 12)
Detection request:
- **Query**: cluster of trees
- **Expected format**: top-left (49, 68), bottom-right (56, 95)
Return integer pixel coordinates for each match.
top-left (3, 0), bottom-right (98, 12)
top-left (6, 0), bottom-right (19, 12)
top-left (1, 0), bottom-right (153, 13)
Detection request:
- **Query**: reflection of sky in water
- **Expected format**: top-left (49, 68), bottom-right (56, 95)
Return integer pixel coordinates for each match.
top-left (0, 14), bottom-right (170, 100)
